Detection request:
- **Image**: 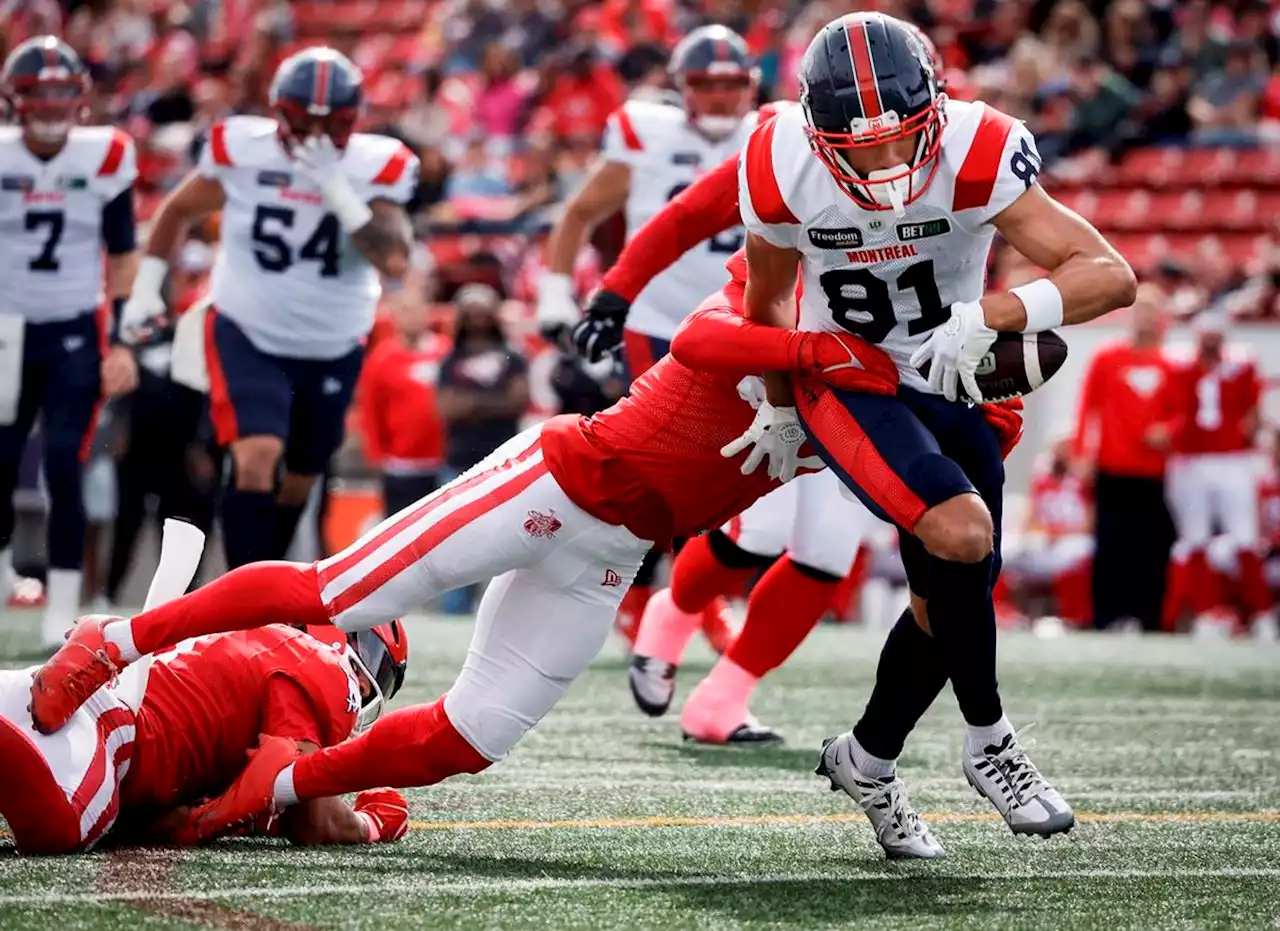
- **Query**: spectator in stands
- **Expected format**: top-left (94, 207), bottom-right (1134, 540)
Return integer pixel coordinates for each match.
top-left (359, 261), bottom-right (451, 519)
top-left (475, 43), bottom-right (534, 143)
top-left (1074, 284), bottom-right (1180, 632)
top-left (398, 69), bottom-right (452, 150)
top-left (536, 44), bottom-right (625, 142)
top-left (1133, 51), bottom-right (1195, 145)
top-left (1063, 58), bottom-right (1141, 158)
top-left (1189, 39), bottom-right (1266, 146)
top-left (436, 284), bottom-right (530, 613)
top-left (506, 0), bottom-right (558, 67)
top-left (1103, 0), bottom-right (1161, 90)
top-left (445, 135), bottom-right (512, 199)
top-left (1162, 0), bottom-right (1228, 81)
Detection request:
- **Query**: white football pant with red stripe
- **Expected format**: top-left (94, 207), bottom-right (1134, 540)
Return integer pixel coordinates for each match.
top-left (722, 469), bottom-right (875, 577)
top-left (0, 669), bottom-right (135, 853)
top-left (316, 427), bottom-right (651, 761)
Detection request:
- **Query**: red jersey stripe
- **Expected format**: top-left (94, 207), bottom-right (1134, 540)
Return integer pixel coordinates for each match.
top-left (612, 107), bottom-right (643, 151)
top-left (314, 59), bottom-right (331, 109)
top-left (97, 130), bottom-right (129, 176)
top-left (743, 117), bottom-right (798, 225)
top-left (372, 144), bottom-right (413, 185)
top-left (952, 104), bottom-right (1017, 212)
top-left (209, 122), bottom-right (232, 167)
top-left (845, 19), bottom-right (881, 119)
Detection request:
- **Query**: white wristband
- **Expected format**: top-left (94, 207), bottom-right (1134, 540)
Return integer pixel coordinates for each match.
top-left (1010, 279), bottom-right (1064, 333)
top-left (538, 271), bottom-right (575, 305)
top-left (319, 173), bottom-right (375, 233)
top-left (133, 255), bottom-right (170, 299)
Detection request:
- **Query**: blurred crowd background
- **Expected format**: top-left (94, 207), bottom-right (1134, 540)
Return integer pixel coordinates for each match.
top-left (1, 0), bottom-right (1278, 635)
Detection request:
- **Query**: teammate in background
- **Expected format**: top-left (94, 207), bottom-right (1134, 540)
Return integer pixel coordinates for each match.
top-left (1165, 314), bottom-right (1274, 640)
top-left (537, 25), bottom-right (765, 644)
top-left (734, 12), bottom-right (1135, 850)
top-left (0, 529), bottom-right (411, 854)
top-left (1003, 437), bottom-right (1094, 630)
top-left (121, 47), bottom-right (417, 570)
top-left (574, 119), bottom-right (884, 745)
top-left (1260, 432), bottom-right (1280, 600)
top-left (0, 37), bottom-right (140, 648)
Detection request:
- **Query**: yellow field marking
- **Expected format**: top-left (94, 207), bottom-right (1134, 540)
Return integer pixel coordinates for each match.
top-left (408, 810), bottom-right (1280, 832)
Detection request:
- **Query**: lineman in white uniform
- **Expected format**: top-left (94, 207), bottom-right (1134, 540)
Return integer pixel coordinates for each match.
top-left (122, 47), bottom-right (417, 571)
top-left (731, 13), bottom-right (1136, 856)
top-left (0, 36), bottom-right (140, 647)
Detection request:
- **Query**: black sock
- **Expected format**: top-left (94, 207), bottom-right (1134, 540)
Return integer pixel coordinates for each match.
top-left (853, 608), bottom-right (949, 759)
top-left (927, 555), bottom-right (1002, 727)
top-left (634, 546), bottom-right (663, 589)
top-left (221, 489), bottom-right (277, 568)
top-left (273, 503), bottom-right (307, 560)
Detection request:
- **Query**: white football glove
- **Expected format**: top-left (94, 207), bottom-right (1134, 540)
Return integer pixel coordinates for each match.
top-left (119, 256), bottom-right (170, 346)
top-left (909, 299), bottom-right (998, 403)
top-left (290, 134), bottom-right (372, 232)
top-left (537, 271), bottom-right (580, 332)
top-left (720, 401), bottom-right (822, 483)
top-left (289, 133), bottom-right (344, 184)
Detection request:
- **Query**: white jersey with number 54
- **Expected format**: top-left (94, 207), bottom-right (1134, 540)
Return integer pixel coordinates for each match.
top-left (201, 116), bottom-right (418, 360)
top-left (738, 98), bottom-right (1041, 394)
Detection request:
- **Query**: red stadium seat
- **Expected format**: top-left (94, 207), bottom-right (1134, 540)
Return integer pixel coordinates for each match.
top-left (1117, 149), bottom-right (1178, 188)
top-left (1228, 147), bottom-right (1280, 186)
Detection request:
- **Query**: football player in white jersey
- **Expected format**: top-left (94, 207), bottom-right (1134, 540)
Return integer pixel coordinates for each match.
top-left (0, 37), bottom-right (140, 648)
top-left (121, 48), bottom-right (418, 571)
top-left (538, 25), bottom-right (766, 643)
top-left (732, 12), bottom-right (1137, 853)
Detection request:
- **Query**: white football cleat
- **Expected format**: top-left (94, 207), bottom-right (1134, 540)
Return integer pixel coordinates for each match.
top-left (815, 732), bottom-right (945, 859)
top-left (963, 725), bottom-right (1074, 837)
top-left (627, 654), bottom-right (677, 717)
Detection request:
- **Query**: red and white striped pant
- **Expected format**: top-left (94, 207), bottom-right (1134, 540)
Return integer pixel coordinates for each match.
top-left (316, 426), bottom-right (652, 760)
top-left (0, 669), bottom-right (135, 854)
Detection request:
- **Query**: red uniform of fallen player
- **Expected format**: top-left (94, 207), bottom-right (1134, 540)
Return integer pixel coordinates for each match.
top-left (30, 270), bottom-right (1020, 841)
top-left (0, 624), bottom-right (410, 853)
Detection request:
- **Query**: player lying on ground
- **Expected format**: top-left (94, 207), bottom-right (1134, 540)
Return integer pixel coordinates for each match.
top-left (723, 12), bottom-right (1136, 855)
top-left (2, 528), bottom-right (411, 854)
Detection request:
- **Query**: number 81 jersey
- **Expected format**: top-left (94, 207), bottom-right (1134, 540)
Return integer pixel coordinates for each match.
top-left (739, 98), bottom-right (1041, 394)
top-left (202, 116), bottom-right (418, 360)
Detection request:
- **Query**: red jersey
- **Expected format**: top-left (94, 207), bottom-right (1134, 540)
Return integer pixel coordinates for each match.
top-left (1261, 469), bottom-right (1280, 550)
top-left (1073, 343), bottom-right (1180, 479)
top-left (358, 333), bottom-right (451, 472)
top-left (1028, 472), bottom-right (1091, 537)
top-left (121, 626), bottom-right (358, 814)
top-left (1171, 354), bottom-right (1260, 455)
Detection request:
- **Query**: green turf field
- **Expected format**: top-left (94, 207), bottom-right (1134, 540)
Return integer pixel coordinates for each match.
top-left (1, 613), bottom-right (1278, 930)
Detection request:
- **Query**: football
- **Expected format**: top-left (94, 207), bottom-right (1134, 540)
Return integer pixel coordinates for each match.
top-left (919, 330), bottom-right (1069, 403)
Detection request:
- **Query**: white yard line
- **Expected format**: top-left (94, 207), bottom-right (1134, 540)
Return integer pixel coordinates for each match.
top-left (5, 868), bottom-right (1280, 907)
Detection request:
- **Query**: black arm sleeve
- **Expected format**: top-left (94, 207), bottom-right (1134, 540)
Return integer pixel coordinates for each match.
top-left (101, 186), bottom-right (137, 255)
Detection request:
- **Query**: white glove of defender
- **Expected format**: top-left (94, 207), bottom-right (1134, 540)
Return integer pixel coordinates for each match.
top-left (720, 401), bottom-right (822, 483)
top-left (909, 299), bottom-right (999, 403)
top-left (537, 271), bottom-right (580, 331)
top-left (290, 134), bottom-right (344, 185)
top-left (119, 256), bottom-right (170, 346)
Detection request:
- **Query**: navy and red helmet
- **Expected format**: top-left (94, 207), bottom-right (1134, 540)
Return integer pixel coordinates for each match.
top-left (799, 13), bottom-right (946, 214)
top-left (668, 25), bottom-right (757, 139)
top-left (0, 36), bottom-right (90, 145)
top-left (269, 47), bottom-right (364, 150)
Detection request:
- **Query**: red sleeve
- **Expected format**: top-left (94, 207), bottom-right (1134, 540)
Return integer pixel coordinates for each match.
top-left (1072, 348), bottom-right (1107, 461)
top-left (357, 348), bottom-right (389, 465)
top-left (1245, 363), bottom-right (1263, 408)
top-left (670, 305), bottom-right (807, 376)
top-left (599, 154), bottom-right (743, 302)
top-left (260, 675), bottom-right (325, 747)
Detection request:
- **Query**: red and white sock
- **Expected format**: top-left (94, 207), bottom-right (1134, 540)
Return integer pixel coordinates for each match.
top-left (682, 559), bottom-right (836, 738)
top-left (121, 562), bottom-right (329, 658)
top-left (288, 698), bottom-right (491, 800)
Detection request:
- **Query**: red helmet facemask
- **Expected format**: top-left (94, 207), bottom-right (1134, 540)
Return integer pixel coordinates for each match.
top-left (6, 74), bottom-right (88, 145)
top-left (805, 97), bottom-right (947, 215)
top-left (680, 70), bottom-right (756, 140)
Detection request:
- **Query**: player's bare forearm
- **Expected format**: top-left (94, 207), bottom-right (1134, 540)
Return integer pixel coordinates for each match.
top-left (148, 171), bottom-right (226, 260)
top-left (763, 371), bottom-right (794, 407)
top-left (986, 186), bottom-right (1137, 331)
top-left (279, 797), bottom-right (370, 846)
top-left (545, 160), bottom-right (630, 274)
top-left (106, 251), bottom-right (139, 298)
top-left (351, 199), bottom-right (412, 278)
top-left (743, 233), bottom-right (799, 327)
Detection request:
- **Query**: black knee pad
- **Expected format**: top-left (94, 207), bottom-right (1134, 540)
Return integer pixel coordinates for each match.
top-left (706, 529), bottom-right (777, 570)
top-left (789, 557), bottom-right (843, 585)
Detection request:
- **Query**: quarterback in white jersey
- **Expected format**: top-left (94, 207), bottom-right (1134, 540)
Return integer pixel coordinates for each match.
top-left (123, 47), bottom-right (417, 571)
top-left (539, 24), bottom-right (764, 373)
top-left (730, 12), bottom-right (1136, 855)
top-left (0, 36), bottom-right (140, 647)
